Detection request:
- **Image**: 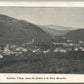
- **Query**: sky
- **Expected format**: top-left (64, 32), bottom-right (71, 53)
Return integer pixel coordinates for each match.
top-left (0, 7), bottom-right (84, 28)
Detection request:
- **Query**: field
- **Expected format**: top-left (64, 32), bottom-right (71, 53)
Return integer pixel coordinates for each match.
top-left (0, 52), bottom-right (84, 73)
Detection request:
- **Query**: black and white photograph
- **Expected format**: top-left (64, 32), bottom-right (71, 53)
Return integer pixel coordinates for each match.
top-left (0, 6), bottom-right (84, 74)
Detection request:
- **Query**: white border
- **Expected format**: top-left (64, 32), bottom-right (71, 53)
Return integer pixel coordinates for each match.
top-left (0, 74), bottom-right (84, 83)
top-left (0, 1), bottom-right (84, 83)
top-left (0, 1), bottom-right (83, 7)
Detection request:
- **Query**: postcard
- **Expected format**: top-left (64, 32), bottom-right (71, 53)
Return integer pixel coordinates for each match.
top-left (0, 1), bottom-right (83, 83)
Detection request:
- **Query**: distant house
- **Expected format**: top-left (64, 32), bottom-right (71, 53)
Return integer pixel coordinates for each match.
top-left (54, 48), bottom-right (66, 53)
top-left (74, 48), bottom-right (79, 51)
top-left (43, 49), bottom-right (50, 54)
top-left (0, 54), bottom-right (3, 58)
top-left (79, 41), bottom-right (84, 44)
top-left (32, 48), bottom-right (41, 53)
top-left (15, 47), bottom-right (27, 52)
top-left (3, 46), bottom-right (11, 55)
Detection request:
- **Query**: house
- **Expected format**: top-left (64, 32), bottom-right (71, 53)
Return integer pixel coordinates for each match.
top-left (32, 48), bottom-right (41, 53)
top-left (3, 46), bottom-right (11, 55)
top-left (43, 49), bottom-right (50, 54)
top-left (54, 48), bottom-right (66, 53)
top-left (15, 47), bottom-right (27, 52)
top-left (0, 54), bottom-right (3, 58)
top-left (74, 48), bottom-right (79, 51)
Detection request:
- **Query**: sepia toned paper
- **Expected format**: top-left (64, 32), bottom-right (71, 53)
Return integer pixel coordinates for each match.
top-left (0, 1), bottom-right (84, 83)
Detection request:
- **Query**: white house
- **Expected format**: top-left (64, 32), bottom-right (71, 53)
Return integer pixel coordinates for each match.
top-left (0, 54), bottom-right (3, 58)
top-left (54, 48), bottom-right (66, 53)
top-left (43, 49), bottom-right (50, 54)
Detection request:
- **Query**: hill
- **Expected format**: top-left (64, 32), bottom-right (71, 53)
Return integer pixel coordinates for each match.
top-left (39, 26), bottom-right (70, 36)
top-left (0, 14), bottom-right (49, 44)
top-left (39, 25), bottom-right (77, 36)
top-left (65, 29), bottom-right (84, 41)
top-left (45, 25), bottom-right (77, 30)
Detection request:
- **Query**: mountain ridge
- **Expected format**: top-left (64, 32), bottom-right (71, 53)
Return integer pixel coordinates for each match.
top-left (0, 14), bottom-right (49, 44)
top-left (65, 29), bottom-right (84, 41)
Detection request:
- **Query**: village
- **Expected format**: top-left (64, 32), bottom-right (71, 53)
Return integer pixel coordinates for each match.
top-left (0, 38), bottom-right (84, 59)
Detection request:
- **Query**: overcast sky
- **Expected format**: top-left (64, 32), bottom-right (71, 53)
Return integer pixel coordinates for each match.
top-left (0, 7), bottom-right (84, 28)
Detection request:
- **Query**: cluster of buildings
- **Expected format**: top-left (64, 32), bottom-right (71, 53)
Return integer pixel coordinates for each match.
top-left (0, 44), bottom-right (28, 58)
top-left (0, 38), bottom-right (84, 59)
top-left (53, 39), bottom-right (84, 53)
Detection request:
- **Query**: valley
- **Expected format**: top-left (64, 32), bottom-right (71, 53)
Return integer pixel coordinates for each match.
top-left (0, 14), bottom-right (84, 73)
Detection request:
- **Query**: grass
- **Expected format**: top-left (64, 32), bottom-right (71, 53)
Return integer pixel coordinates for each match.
top-left (0, 52), bottom-right (84, 73)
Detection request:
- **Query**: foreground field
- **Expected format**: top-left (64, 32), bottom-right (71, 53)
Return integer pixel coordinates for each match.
top-left (0, 52), bottom-right (84, 73)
